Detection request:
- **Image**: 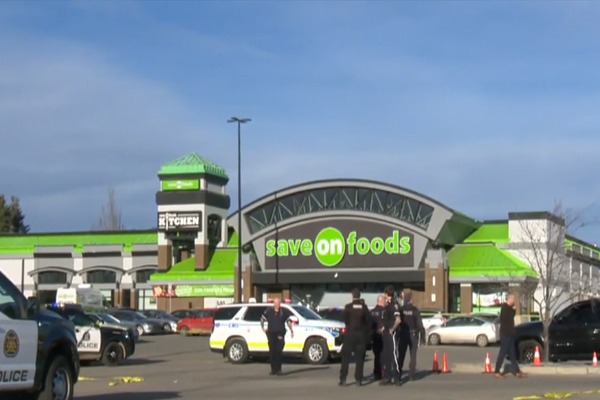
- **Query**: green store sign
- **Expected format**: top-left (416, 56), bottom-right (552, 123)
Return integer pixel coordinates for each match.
top-left (174, 284), bottom-right (234, 297)
top-left (161, 179), bottom-right (199, 191)
top-left (265, 227), bottom-right (411, 267)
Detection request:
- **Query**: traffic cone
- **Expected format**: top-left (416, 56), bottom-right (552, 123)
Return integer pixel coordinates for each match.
top-left (593, 352), bottom-right (598, 367)
top-left (432, 351), bottom-right (440, 373)
top-left (482, 352), bottom-right (493, 374)
top-left (441, 352), bottom-right (451, 373)
top-left (533, 346), bottom-right (542, 366)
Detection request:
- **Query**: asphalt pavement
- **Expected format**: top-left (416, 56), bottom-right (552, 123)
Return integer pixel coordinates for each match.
top-left (73, 335), bottom-right (600, 400)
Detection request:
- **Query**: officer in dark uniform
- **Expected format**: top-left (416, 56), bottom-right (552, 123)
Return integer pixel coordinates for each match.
top-left (397, 292), bottom-right (425, 381)
top-left (379, 285), bottom-right (402, 386)
top-left (370, 294), bottom-right (386, 380)
top-left (261, 298), bottom-right (294, 376)
top-left (339, 288), bottom-right (371, 387)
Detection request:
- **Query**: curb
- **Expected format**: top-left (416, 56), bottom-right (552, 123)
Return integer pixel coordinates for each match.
top-left (450, 363), bottom-right (600, 376)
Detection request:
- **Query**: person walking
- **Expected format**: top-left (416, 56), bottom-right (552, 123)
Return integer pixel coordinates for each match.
top-left (339, 288), bottom-right (371, 387)
top-left (494, 293), bottom-right (526, 378)
top-left (370, 295), bottom-right (386, 380)
top-left (379, 285), bottom-right (402, 386)
top-left (397, 292), bottom-right (425, 382)
top-left (260, 298), bottom-right (294, 376)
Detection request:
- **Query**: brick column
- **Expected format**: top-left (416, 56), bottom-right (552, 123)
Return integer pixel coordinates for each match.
top-left (194, 243), bottom-right (209, 271)
top-left (130, 289), bottom-right (138, 310)
top-left (424, 249), bottom-right (448, 311)
top-left (460, 283), bottom-right (472, 314)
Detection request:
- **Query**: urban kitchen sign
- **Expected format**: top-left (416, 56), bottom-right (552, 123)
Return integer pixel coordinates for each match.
top-left (157, 212), bottom-right (202, 232)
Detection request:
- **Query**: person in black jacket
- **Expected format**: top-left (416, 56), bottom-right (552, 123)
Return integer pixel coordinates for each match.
top-left (494, 293), bottom-right (526, 378)
top-left (261, 298), bottom-right (294, 376)
top-left (339, 288), bottom-right (371, 387)
top-left (397, 292), bottom-right (425, 381)
top-left (370, 295), bottom-right (386, 380)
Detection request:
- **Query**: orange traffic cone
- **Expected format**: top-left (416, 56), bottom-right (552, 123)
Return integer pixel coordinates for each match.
top-left (432, 352), bottom-right (440, 373)
top-left (593, 352), bottom-right (598, 367)
top-left (441, 352), bottom-right (451, 373)
top-left (482, 352), bottom-right (493, 374)
top-left (533, 346), bottom-right (542, 366)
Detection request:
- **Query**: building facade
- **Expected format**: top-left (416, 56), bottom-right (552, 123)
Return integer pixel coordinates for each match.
top-left (1, 152), bottom-right (598, 315)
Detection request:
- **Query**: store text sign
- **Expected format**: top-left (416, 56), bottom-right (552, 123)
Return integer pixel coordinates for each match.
top-left (263, 220), bottom-right (414, 269)
top-left (157, 212), bottom-right (202, 232)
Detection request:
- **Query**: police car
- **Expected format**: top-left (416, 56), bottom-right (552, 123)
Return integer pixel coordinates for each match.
top-left (47, 305), bottom-right (135, 366)
top-left (0, 271), bottom-right (80, 400)
top-left (209, 302), bottom-right (345, 365)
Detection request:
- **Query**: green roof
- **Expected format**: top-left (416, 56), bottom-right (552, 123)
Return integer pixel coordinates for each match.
top-left (463, 222), bottom-right (509, 244)
top-left (448, 243), bottom-right (536, 278)
top-left (149, 232), bottom-right (237, 282)
top-left (0, 230), bottom-right (157, 254)
top-left (565, 238), bottom-right (600, 259)
top-left (158, 153), bottom-right (228, 179)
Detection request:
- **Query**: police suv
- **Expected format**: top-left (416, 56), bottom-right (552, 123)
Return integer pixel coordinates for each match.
top-left (47, 305), bottom-right (135, 366)
top-left (0, 271), bottom-right (80, 400)
top-left (209, 302), bottom-right (345, 365)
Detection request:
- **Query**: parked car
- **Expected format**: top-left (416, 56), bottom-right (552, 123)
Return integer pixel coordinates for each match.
top-left (514, 299), bottom-right (600, 364)
top-left (177, 308), bottom-right (217, 336)
top-left (172, 309), bottom-right (201, 319)
top-left (210, 303), bottom-right (345, 364)
top-left (420, 308), bottom-right (447, 331)
top-left (87, 312), bottom-right (140, 341)
top-left (141, 309), bottom-right (179, 332)
top-left (428, 315), bottom-right (499, 347)
top-left (109, 309), bottom-right (166, 336)
top-left (316, 307), bottom-right (344, 322)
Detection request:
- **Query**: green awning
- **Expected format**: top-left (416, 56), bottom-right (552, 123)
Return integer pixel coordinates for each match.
top-left (462, 223), bottom-right (509, 244)
top-left (448, 243), bottom-right (536, 279)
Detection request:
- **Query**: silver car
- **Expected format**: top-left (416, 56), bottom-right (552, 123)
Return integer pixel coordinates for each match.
top-left (87, 312), bottom-right (140, 341)
top-left (109, 309), bottom-right (165, 336)
top-left (428, 315), bottom-right (499, 347)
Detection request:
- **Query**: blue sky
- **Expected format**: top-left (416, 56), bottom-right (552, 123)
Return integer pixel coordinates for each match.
top-left (1, 1), bottom-right (600, 241)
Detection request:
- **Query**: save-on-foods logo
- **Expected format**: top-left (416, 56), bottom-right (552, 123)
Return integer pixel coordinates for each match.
top-left (265, 227), bottom-right (411, 267)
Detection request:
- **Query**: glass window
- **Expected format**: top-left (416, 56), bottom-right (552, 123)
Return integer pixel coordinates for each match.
top-left (69, 313), bottom-right (95, 327)
top-left (135, 270), bottom-right (154, 283)
top-left (214, 306), bottom-right (242, 321)
top-left (291, 305), bottom-right (322, 320)
top-left (87, 270), bottom-right (116, 284)
top-left (243, 306), bottom-right (268, 322)
top-left (445, 317), bottom-right (464, 327)
top-left (38, 271), bottom-right (68, 284)
top-left (0, 278), bottom-right (22, 320)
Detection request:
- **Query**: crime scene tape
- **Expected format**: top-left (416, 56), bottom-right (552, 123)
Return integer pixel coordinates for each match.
top-left (514, 389), bottom-right (600, 399)
top-left (108, 376), bottom-right (145, 387)
top-left (78, 377), bottom-right (98, 382)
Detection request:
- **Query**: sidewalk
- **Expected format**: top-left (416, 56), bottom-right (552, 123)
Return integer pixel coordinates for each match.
top-left (451, 362), bottom-right (600, 376)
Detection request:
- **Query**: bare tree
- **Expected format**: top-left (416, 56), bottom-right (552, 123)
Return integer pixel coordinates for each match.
top-left (512, 202), bottom-right (595, 361)
top-left (92, 187), bottom-right (124, 231)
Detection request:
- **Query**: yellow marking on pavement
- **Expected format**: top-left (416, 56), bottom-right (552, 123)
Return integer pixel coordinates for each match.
top-left (78, 377), bottom-right (98, 382)
top-left (108, 376), bottom-right (145, 387)
top-left (514, 389), bottom-right (600, 400)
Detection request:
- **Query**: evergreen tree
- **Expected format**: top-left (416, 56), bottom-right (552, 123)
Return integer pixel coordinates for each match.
top-left (0, 195), bottom-right (29, 233)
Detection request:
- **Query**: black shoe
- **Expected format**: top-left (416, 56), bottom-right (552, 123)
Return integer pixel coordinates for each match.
top-left (379, 379), bottom-right (392, 386)
top-left (338, 379), bottom-right (346, 387)
top-left (269, 371), bottom-right (276, 376)
top-left (355, 379), bottom-right (364, 386)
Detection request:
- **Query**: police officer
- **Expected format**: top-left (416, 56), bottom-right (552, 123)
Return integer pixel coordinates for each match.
top-left (339, 288), bottom-right (371, 387)
top-left (397, 292), bottom-right (425, 381)
top-left (261, 298), bottom-right (294, 376)
top-left (370, 295), bottom-right (386, 380)
top-left (379, 285), bottom-right (402, 386)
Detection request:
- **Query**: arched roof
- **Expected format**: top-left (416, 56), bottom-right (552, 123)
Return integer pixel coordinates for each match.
top-left (228, 179), bottom-right (480, 245)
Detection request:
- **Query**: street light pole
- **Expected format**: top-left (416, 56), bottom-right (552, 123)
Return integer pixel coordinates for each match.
top-left (227, 117), bottom-right (251, 303)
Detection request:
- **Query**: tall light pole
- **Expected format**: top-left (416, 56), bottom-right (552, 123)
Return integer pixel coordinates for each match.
top-left (228, 117), bottom-right (251, 303)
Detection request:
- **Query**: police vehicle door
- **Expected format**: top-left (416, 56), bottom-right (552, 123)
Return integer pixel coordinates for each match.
top-left (70, 313), bottom-right (102, 353)
top-left (0, 276), bottom-right (37, 391)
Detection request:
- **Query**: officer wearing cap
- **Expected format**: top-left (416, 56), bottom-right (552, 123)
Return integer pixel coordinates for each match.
top-left (397, 292), bottom-right (425, 381)
top-left (379, 285), bottom-right (402, 386)
top-left (339, 288), bottom-right (371, 387)
top-left (370, 294), bottom-right (386, 380)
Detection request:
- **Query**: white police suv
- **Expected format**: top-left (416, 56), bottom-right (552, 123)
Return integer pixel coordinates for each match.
top-left (0, 271), bottom-right (79, 400)
top-left (209, 302), bottom-right (345, 365)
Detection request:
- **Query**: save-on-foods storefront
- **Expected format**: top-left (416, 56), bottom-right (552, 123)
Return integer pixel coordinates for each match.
top-left (1, 152), bottom-right (599, 314)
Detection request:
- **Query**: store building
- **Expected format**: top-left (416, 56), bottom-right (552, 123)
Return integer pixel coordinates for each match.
top-left (1, 152), bottom-right (599, 314)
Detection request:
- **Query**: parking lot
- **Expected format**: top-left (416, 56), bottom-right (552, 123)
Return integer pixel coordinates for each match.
top-left (73, 335), bottom-right (600, 400)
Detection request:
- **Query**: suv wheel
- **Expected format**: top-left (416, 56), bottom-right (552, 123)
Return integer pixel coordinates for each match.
top-left (303, 338), bottom-right (329, 365)
top-left (102, 342), bottom-right (124, 366)
top-left (518, 340), bottom-right (541, 364)
top-left (226, 338), bottom-right (249, 364)
top-left (38, 355), bottom-right (74, 400)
